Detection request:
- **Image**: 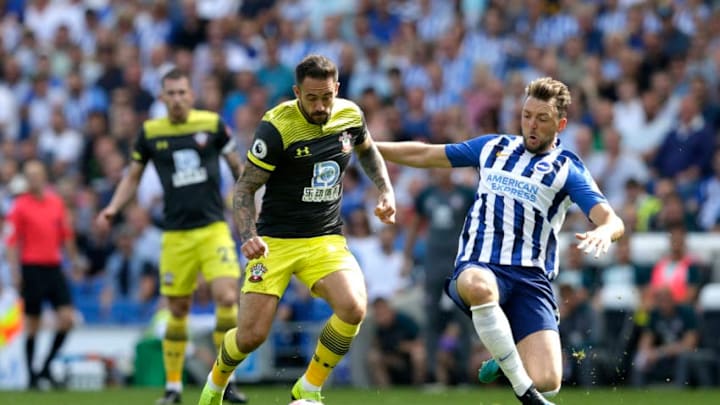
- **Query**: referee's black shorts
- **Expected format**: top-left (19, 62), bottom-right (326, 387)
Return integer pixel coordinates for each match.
top-left (21, 264), bottom-right (73, 316)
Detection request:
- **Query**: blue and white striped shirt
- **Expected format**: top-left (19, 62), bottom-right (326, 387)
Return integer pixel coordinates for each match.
top-left (445, 134), bottom-right (606, 279)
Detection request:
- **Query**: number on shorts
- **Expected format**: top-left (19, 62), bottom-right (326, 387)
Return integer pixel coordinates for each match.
top-left (217, 246), bottom-right (230, 263)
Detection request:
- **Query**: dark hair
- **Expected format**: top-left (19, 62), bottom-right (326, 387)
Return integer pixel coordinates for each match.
top-left (525, 77), bottom-right (572, 118)
top-left (295, 54), bottom-right (338, 84)
top-left (161, 68), bottom-right (189, 88)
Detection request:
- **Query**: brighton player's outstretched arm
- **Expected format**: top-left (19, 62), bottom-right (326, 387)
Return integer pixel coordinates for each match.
top-left (578, 202), bottom-right (625, 257)
top-left (375, 141), bottom-right (452, 168)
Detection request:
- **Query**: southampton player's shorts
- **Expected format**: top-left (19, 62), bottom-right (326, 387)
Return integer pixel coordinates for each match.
top-left (444, 262), bottom-right (559, 343)
top-left (160, 221), bottom-right (240, 296)
top-left (241, 234), bottom-right (361, 298)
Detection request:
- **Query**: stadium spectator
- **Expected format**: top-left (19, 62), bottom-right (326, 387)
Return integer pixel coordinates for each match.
top-left (0, 71), bottom-right (20, 141)
top-left (623, 178), bottom-right (661, 232)
top-left (366, 297), bottom-right (426, 387)
top-left (557, 241), bottom-right (597, 300)
top-left (648, 190), bottom-right (698, 232)
top-left (76, 210), bottom-right (114, 279)
top-left (377, 77), bottom-right (625, 404)
top-left (631, 286), bottom-right (704, 387)
top-left (358, 224), bottom-right (407, 303)
top-left (37, 106), bottom-right (83, 178)
top-left (5, 160), bottom-right (81, 389)
top-left (697, 149), bottom-right (720, 232)
top-left (554, 271), bottom-right (597, 388)
top-left (650, 95), bottom-right (716, 198)
top-left (587, 126), bottom-right (649, 209)
top-left (96, 68), bottom-right (246, 404)
top-left (648, 224), bottom-right (701, 305)
top-left (432, 319), bottom-right (468, 387)
top-left (596, 236), bottom-right (648, 303)
top-left (403, 167), bottom-right (475, 383)
top-left (99, 223), bottom-right (158, 318)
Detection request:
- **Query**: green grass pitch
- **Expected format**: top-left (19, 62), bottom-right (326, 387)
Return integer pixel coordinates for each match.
top-left (1, 386), bottom-right (720, 405)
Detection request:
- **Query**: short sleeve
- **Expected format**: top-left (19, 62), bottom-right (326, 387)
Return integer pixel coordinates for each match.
top-left (563, 157), bottom-right (608, 217)
top-left (444, 135), bottom-right (497, 168)
top-left (351, 112), bottom-right (368, 146)
top-left (132, 128), bottom-right (151, 165)
top-left (246, 121), bottom-right (284, 172)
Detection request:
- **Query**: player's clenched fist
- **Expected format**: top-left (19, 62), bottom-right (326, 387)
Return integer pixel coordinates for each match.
top-left (374, 192), bottom-right (396, 224)
top-left (241, 236), bottom-right (269, 260)
top-left (95, 206), bottom-right (117, 231)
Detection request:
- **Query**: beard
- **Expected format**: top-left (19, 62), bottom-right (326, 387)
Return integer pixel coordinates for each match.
top-left (310, 112), bottom-right (329, 124)
top-left (523, 134), bottom-right (555, 154)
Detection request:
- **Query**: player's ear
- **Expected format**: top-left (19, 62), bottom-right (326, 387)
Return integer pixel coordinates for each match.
top-left (334, 81), bottom-right (340, 95)
top-left (557, 117), bottom-right (568, 132)
top-left (292, 84), bottom-right (301, 99)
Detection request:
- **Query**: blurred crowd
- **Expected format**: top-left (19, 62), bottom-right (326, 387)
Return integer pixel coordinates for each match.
top-left (1, 0), bottom-right (720, 389)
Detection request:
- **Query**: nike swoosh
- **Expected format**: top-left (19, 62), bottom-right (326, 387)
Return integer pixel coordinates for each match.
top-left (498, 352), bottom-right (512, 362)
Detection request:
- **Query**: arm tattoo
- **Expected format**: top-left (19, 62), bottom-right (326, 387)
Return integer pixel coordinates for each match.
top-left (232, 164), bottom-right (271, 242)
top-left (357, 142), bottom-right (392, 194)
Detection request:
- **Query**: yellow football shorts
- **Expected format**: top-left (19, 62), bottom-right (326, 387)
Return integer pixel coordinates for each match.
top-left (241, 234), bottom-right (361, 297)
top-left (160, 221), bottom-right (240, 296)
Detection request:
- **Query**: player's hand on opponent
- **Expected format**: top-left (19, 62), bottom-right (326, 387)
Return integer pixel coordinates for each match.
top-left (241, 236), bottom-right (269, 260)
top-left (374, 191), bottom-right (396, 224)
top-left (575, 227), bottom-right (613, 258)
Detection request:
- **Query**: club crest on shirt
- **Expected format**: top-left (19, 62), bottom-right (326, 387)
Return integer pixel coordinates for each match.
top-left (248, 263), bottom-right (268, 283)
top-left (534, 161), bottom-right (552, 174)
top-left (194, 131), bottom-right (209, 147)
top-left (339, 131), bottom-right (353, 153)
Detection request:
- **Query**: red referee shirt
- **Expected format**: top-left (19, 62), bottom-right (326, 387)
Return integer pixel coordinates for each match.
top-left (5, 189), bottom-right (74, 266)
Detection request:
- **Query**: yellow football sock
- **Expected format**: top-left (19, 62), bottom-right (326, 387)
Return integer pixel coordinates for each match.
top-left (210, 328), bottom-right (248, 388)
top-left (213, 305), bottom-right (238, 349)
top-left (305, 314), bottom-right (361, 387)
top-left (162, 315), bottom-right (188, 385)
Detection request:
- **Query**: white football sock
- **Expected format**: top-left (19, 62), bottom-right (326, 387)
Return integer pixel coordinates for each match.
top-left (471, 302), bottom-right (533, 396)
top-left (300, 374), bottom-right (321, 391)
top-left (206, 373), bottom-right (224, 393)
top-left (166, 381), bottom-right (182, 392)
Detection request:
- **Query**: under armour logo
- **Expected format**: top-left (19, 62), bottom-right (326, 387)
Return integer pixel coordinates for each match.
top-left (295, 146), bottom-right (311, 157)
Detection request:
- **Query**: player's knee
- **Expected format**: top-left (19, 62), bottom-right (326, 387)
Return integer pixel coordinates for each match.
top-left (215, 292), bottom-right (238, 308)
top-left (336, 301), bottom-right (366, 325)
top-left (236, 327), bottom-right (269, 352)
top-left (58, 310), bottom-right (75, 331)
top-left (458, 269), bottom-right (498, 304)
top-left (464, 280), bottom-right (496, 304)
top-left (168, 299), bottom-right (191, 318)
top-left (533, 373), bottom-right (561, 395)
